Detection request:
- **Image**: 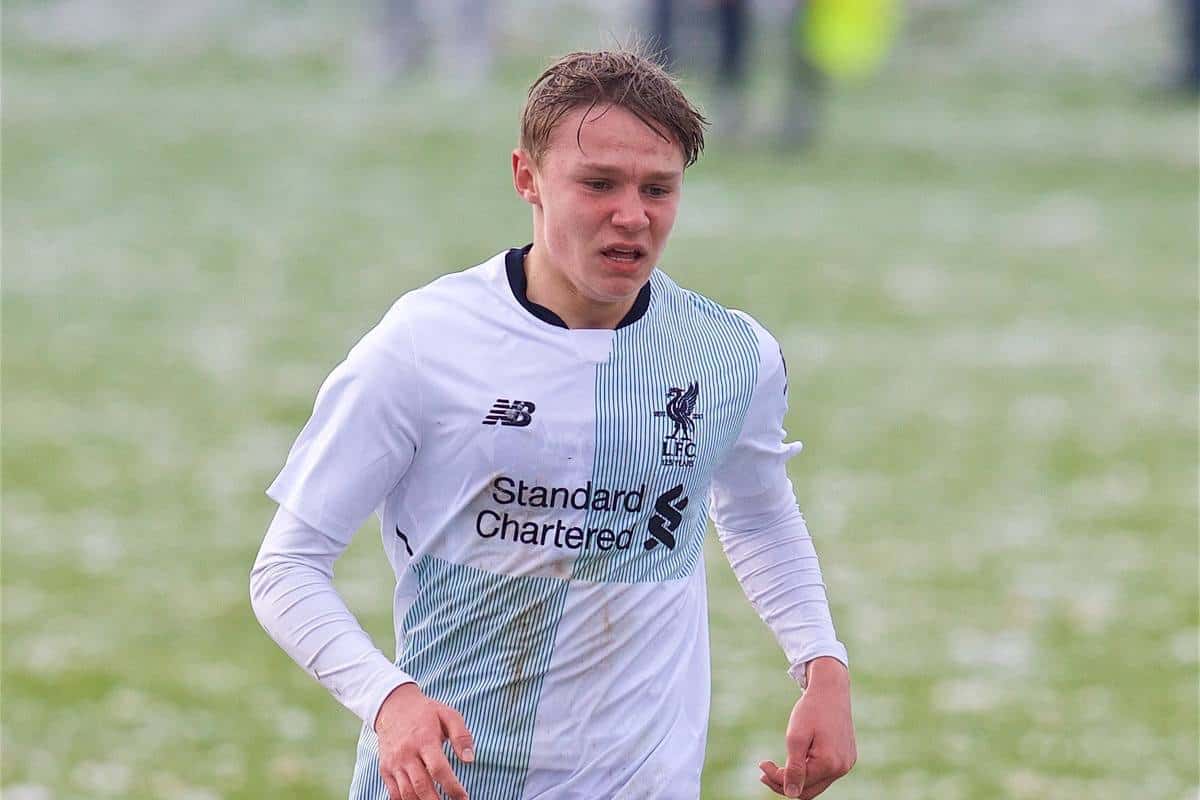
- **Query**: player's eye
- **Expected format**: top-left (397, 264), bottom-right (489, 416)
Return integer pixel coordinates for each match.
top-left (644, 185), bottom-right (671, 198)
top-left (583, 179), bottom-right (612, 191)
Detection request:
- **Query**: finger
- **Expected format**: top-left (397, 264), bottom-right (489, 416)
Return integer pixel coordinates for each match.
top-left (783, 730), bottom-right (814, 798)
top-left (800, 775), bottom-right (837, 800)
top-left (758, 760), bottom-right (782, 782)
top-left (422, 745), bottom-right (469, 800)
top-left (759, 771), bottom-right (785, 795)
top-left (437, 705), bottom-right (476, 764)
top-left (381, 768), bottom-right (404, 800)
top-left (404, 764), bottom-right (441, 800)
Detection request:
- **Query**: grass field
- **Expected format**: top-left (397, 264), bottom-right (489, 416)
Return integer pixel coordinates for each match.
top-left (3, 3), bottom-right (1198, 798)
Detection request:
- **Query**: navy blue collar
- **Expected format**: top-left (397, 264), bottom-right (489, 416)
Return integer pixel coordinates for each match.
top-left (505, 245), bottom-right (651, 330)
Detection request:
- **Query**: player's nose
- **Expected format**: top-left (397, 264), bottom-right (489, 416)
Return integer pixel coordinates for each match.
top-left (610, 189), bottom-right (649, 232)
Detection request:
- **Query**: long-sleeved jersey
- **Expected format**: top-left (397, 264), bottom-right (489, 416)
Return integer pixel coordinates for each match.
top-left (252, 247), bottom-right (848, 800)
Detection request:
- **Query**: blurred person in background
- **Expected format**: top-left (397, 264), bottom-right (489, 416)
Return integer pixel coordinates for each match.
top-left (649, 0), bottom-right (758, 140)
top-left (648, 0), bottom-right (899, 148)
top-left (380, 0), bottom-right (494, 85)
top-left (251, 46), bottom-right (855, 800)
top-left (648, 0), bottom-right (874, 149)
top-left (1174, 0), bottom-right (1200, 94)
top-left (781, 1), bottom-right (828, 148)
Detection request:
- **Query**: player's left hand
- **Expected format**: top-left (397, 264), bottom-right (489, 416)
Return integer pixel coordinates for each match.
top-left (758, 657), bottom-right (855, 799)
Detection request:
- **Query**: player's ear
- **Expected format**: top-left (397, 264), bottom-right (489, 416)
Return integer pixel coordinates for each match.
top-left (512, 149), bottom-right (541, 207)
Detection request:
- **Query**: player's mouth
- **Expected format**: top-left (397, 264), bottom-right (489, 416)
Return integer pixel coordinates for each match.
top-left (600, 245), bottom-right (646, 265)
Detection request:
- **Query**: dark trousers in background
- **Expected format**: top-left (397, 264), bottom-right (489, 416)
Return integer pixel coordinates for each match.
top-left (650, 0), bottom-right (747, 87)
top-left (1181, 0), bottom-right (1200, 91)
top-left (648, 0), bottom-right (823, 147)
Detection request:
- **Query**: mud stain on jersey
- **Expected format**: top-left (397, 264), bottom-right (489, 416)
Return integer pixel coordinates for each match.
top-left (601, 602), bottom-right (614, 650)
top-left (506, 593), bottom-right (548, 705)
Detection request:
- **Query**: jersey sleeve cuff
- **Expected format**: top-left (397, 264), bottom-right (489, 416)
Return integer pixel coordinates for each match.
top-left (787, 643), bottom-right (850, 690)
top-left (362, 669), bottom-right (420, 730)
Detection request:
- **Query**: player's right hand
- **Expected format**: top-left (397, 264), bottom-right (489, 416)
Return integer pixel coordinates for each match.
top-left (373, 682), bottom-right (475, 800)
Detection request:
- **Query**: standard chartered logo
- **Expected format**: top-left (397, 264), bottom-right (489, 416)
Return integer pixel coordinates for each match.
top-left (475, 476), bottom-right (687, 552)
top-left (644, 483), bottom-right (688, 550)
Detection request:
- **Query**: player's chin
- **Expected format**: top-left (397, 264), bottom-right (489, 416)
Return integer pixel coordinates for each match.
top-left (591, 272), bottom-right (649, 302)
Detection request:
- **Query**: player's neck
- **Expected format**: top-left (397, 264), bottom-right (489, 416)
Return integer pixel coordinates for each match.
top-left (524, 245), bottom-right (637, 330)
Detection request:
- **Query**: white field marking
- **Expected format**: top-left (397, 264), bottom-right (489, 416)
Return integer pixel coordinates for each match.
top-left (988, 505), bottom-right (1054, 549)
top-left (774, 324), bottom-right (1187, 410)
top-left (23, 631), bottom-right (109, 676)
top-left (802, 469), bottom-right (891, 538)
top-left (932, 677), bottom-right (1011, 713)
top-left (847, 730), bottom-right (909, 767)
top-left (904, 0), bottom-right (1170, 75)
top-left (107, 687), bottom-right (153, 722)
top-left (182, 661), bottom-right (247, 696)
top-left (851, 690), bottom-right (904, 730)
top-left (1066, 466), bottom-right (1151, 513)
top-left (9, 0), bottom-right (626, 67)
top-left (195, 427), bottom-right (302, 525)
top-left (883, 261), bottom-right (951, 314)
top-left (930, 322), bottom-right (1172, 372)
top-left (839, 771), bottom-right (973, 800)
top-left (948, 628), bottom-right (1034, 673)
top-left (269, 753), bottom-right (313, 783)
top-left (2, 786), bottom-right (53, 800)
top-left (1, 585), bottom-right (53, 624)
top-left (79, 526), bottom-right (126, 575)
top-left (8, 0), bottom-right (1169, 75)
top-left (1006, 772), bottom-right (1186, 800)
top-left (175, 319), bottom-right (252, 380)
top-left (838, 98), bottom-right (1196, 169)
top-left (1075, 685), bottom-right (1117, 725)
top-left (15, 0), bottom-right (235, 50)
top-left (1170, 628), bottom-right (1199, 664)
top-left (69, 760), bottom-right (132, 797)
top-left (1022, 193), bottom-right (1103, 249)
top-left (11, 59), bottom-right (518, 147)
top-left (210, 743), bottom-right (248, 782)
top-left (680, 170), bottom-right (1189, 251)
top-left (160, 785), bottom-right (220, 800)
top-left (702, 729), bottom-right (779, 800)
top-left (7, 391), bottom-right (182, 465)
top-left (710, 670), bottom-right (772, 721)
top-left (1005, 770), bottom-right (1058, 799)
top-left (1007, 550), bottom-right (1147, 623)
top-left (1065, 585), bottom-right (1118, 633)
top-left (1008, 393), bottom-right (1071, 438)
top-left (276, 706), bottom-right (316, 741)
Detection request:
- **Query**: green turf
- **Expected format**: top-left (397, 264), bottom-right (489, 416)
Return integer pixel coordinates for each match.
top-left (3, 6), bottom-right (1197, 799)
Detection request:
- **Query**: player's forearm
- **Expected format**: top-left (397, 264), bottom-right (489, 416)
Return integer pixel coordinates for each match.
top-left (250, 507), bottom-right (415, 724)
top-left (716, 502), bottom-right (848, 686)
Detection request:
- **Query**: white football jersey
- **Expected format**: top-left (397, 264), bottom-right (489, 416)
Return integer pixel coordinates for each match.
top-left (266, 248), bottom-right (847, 800)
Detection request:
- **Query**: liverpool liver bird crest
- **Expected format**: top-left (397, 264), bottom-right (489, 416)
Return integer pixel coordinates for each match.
top-left (664, 382), bottom-right (700, 441)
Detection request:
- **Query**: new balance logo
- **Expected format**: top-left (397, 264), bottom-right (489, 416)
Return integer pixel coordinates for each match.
top-left (644, 483), bottom-right (688, 550)
top-left (481, 399), bottom-right (536, 427)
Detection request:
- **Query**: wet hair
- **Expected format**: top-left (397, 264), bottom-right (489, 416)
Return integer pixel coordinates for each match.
top-left (519, 47), bottom-right (708, 168)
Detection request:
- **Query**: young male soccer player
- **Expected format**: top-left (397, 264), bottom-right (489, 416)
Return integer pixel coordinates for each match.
top-left (251, 49), bottom-right (855, 800)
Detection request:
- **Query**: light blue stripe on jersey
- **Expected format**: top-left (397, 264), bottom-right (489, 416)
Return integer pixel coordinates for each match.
top-left (348, 555), bottom-right (568, 800)
top-left (572, 271), bottom-right (759, 584)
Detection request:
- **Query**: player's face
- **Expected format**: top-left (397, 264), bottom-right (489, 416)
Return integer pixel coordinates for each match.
top-left (516, 103), bottom-right (685, 305)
